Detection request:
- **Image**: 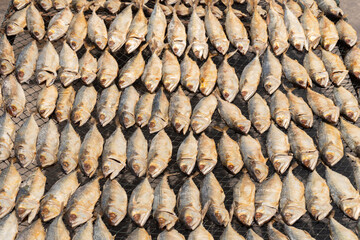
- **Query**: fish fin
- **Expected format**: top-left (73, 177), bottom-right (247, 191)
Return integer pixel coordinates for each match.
top-left (201, 200), bottom-right (211, 219)
top-left (228, 203), bottom-right (235, 226)
top-left (288, 162), bottom-right (298, 172)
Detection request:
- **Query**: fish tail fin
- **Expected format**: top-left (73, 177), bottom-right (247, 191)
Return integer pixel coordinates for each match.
top-left (328, 210), bottom-right (335, 219)
top-left (281, 82), bottom-right (295, 93)
top-left (201, 200), bottom-right (211, 219)
top-left (205, 0), bottom-right (212, 7)
top-left (288, 162), bottom-right (298, 172)
top-left (139, 42), bottom-right (149, 52)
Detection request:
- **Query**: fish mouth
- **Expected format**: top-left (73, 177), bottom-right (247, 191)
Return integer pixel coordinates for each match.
top-left (241, 89), bottom-right (255, 101)
top-left (107, 208), bottom-right (126, 226)
top-left (253, 120), bottom-right (270, 134)
top-left (198, 159), bottom-right (216, 175)
top-left (344, 37), bottom-right (357, 47)
top-left (132, 211), bottom-right (151, 227)
top-left (322, 107), bottom-right (340, 123)
top-left (274, 112), bottom-right (291, 129)
top-left (38, 106), bottom-right (53, 119)
top-left (322, 38), bottom-right (338, 52)
top-left (310, 205), bottom-right (332, 221)
top-left (330, 70), bottom-right (348, 86)
top-left (235, 208), bottom-right (253, 226)
top-left (81, 72), bottom-right (97, 85)
top-left (235, 39), bottom-right (250, 55)
top-left (235, 120), bottom-right (251, 134)
top-left (172, 42), bottom-right (186, 57)
top-left (343, 107), bottom-right (360, 122)
top-left (271, 41), bottom-right (289, 56)
top-left (282, 207), bottom-right (306, 225)
top-left (225, 161), bottom-right (243, 175)
top-left (6, 102), bottom-right (22, 117)
top-left (308, 35), bottom-right (321, 49)
top-left (192, 44), bottom-right (208, 60)
top-left (181, 208), bottom-right (201, 230)
top-left (292, 38), bottom-right (308, 52)
top-left (313, 72), bottom-right (329, 87)
top-left (322, 146), bottom-right (343, 167)
top-left (264, 77), bottom-right (281, 95)
top-left (297, 115), bottom-right (313, 128)
top-left (129, 159), bottom-right (146, 177)
top-left (300, 151), bottom-right (319, 170)
top-left (81, 159), bottom-right (97, 177)
top-left (271, 155), bottom-right (292, 174)
top-left (178, 159), bottom-right (196, 175)
top-left (214, 39), bottom-right (229, 55)
top-left (255, 206), bottom-right (277, 226)
top-left (16, 149), bottom-right (35, 167)
top-left (125, 38), bottom-right (142, 54)
top-left (199, 84), bottom-right (215, 96)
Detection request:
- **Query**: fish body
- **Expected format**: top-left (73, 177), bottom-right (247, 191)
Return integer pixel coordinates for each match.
top-left (320, 48), bottom-right (348, 86)
top-left (128, 178), bottom-right (154, 226)
top-left (135, 92), bottom-right (155, 127)
top-left (149, 87), bottom-right (169, 133)
top-left (158, 229), bottom-right (185, 240)
top-left (15, 40), bottom-right (38, 83)
top-left (0, 162), bottom-right (21, 218)
top-left (336, 19), bottom-right (357, 47)
top-left (345, 45), bottom-right (360, 79)
top-left (36, 120), bottom-right (60, 167)
top-left (6, 7), bottom-right (27, 36)
top-left (126, 228), bottom-right (151, 240)
top-left (169, 87), bottom-right (191, 134)
top-left (218, 131), bottom-right (243, 174)
top-left (88, 9), bottom-right (108, 50)
top-left (267, 222), bottom-right (288, 240)
top-left (105, 0), bottom-right (120, 14)
top-left (0, 212), bottom-right (18, 240)
top-left (233, 173), bottom-right (255, 226)
top-left (282, 54), bottom-right (311, 88)
top-left (93, 216), bottom-right (114, 240)
top-left (147, 0), bottom-right (167, 54)
top-left (102, 126), bottom-right (127, 179)
top-left (270, 90), bottom-right (291, 129)
top-left (181, 47), bottom-right (200, 92)
top-left (58, 122), bottom-right (81, 174)
top-left (79, 48), bottom-right (98, 85)
top-left (14, 114), bottom-right (38, 167)
top-left (300, 6), bottom-right (321, 48)
top-left (177, 132), bottom-right (197, 175)
top-left (168, 9), bottom-right (187, 57)
top-left (246, 228), bottom-right (263, 240)
top-left (188, 3), bottom-right (208, 60)
top-left (153, 175), bottom-right (177, 230)
top-left (55, 86), bottom-right (76, 122)
top-left (71, 85), bottom-right (97, 126)
top-left (248, 93), bottom-right (271, 134)
top-left (334, 86), bottom-right (360, 122)
top-left (177, 177), bottom-right (202, 230)
top-left (266, 123), bottom-right (292, 174)
top-left (317, 0), bottom-right (343, 17)
top-left (66, 177), bottom-right (102, 228)
top-left (188, 223), bottom-right (214, 240)
top-left (40, 172), bottom-right (79, 222)
top-left (240, 54), bottom-right (262, 101)
top-left (348, 154), bottom-right (360, 190)
top-left (284, 2), bottom-right (307, 51)
top-left (97, 84), bottom-right (121, 127)
top-left (239, 135), bottom-right (268, 182)
top-left (108, 5), bottom-right (133, 52)
top-left (162, 48), bottom-right (181, 92)
top-left (220, 223), bottom-right (245, 240)
top-left (218, 53), bottom-right (239, 102)
top-left (317, 121), bottom-right (343, 166)
top-left (306, 88), bottom-right (339, 123)
top-left (255, 173), bottom-right (282, 226)
top-left (101, 180), bottom-right (127, 226)
top-left (16, 219), bottom-right (45, 240)
top-left (37, 85), bottom-right (58, 118)
top-left (79, 124), bottom-right (104, 177)
top-left (319, 14), bottom-right (339, 51)
top-left (340, 118), bottom-right (360, 156)
top-left (45, 215), bottom-right (70, 239)
top-left (262, 47), bottom-right (282, 95)
top-left (197, 133), bottom-right (217, 175)
top-left (280, 166), bottom-right (306, 225)
top-left (127, 128), bottom-right (148, 177)
top-left (66, 8), bottom-right (87, 52)
top-left (325, 166), bottom-right (360, 219)
top-left (287, 90), bottom-right (313, 128)
top-left (0, 113), bottom-right (15, 161)
top-left (97, 49), bottom-right (119, 88)
top-left (305, 170), bottom-right (332, 221)
top-left (118, 86), bottom-right (139, 128)
top-left (72, 219), bottom-right (93, 240)
top-left (284, 225), bottom-right (315, 240)
top-left (36, 41), bottom-right (60, 86)
top-left (303, 49), bottom-right (329, 87)
top-left (141, 52), bottom-right (162, 93)
top-left (47, 7), bottom-right (73, 41)
top-left (199, 56), bottom-right (217, 96)
top-left (329, 216), bottom-right (358, 240)
top-left (13, 0), bottom-right (30, 10)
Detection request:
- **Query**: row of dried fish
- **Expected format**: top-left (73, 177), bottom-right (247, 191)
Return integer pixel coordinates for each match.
top-left (0, 158), bottom-right (359, 239)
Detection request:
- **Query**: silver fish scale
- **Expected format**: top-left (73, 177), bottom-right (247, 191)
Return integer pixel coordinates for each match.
top-left (0, 0), bottom-right (359, 239)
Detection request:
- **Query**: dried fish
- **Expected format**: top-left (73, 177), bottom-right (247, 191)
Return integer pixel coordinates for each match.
top-left (218, 52), bottom-right (239, 102)
top-left (53, 0), bottom-right (72, 9)
top-left (36, 119), bottom-right (60, 167)
top-left (306, 88), bottom-right (339, 123)
top-left (317, 121), bottom-right (343, 166)
top-left (280, 164), bottom-right (306, 225)
top-left (158, 229), bottom-right (185, 240)
top-left (305, 169), bottom-right (332, 220)
top-left (38, 0), bottom-right (52, 11)
top-left (248, 93), bottom-right (271, 134)
top-left (246, 228), bottom-right (263, 240)
top-left (177, 131), bottom-right (198, 175)
top-left (329, 215), bottom-right (358, 240)
top-left (13, 0), bottom-right (30, 10)
top-left (55, 85), bottom-right (76, 123)
top-left (66, 176), bottom-right (102, 227)
top-left (128, 178), bottom-right (154, 226)
top-left (199, 55), bottom-right (217, 96)
top-left (270, 90), bottom-right (291, 129)
top-left (282, 54), bottom-right (312, 88)
top-left (6, 7), bottom-right (27, 36)
top-left (126, 227), bottom-right (151, 240)
top-left (169, 87), bottom-right (191, 134)
top-left (108, 4), bottom-right (133, 52)
top-left (72, 219), bottom-right (93, 240)
top-left (288, 0), bottom-right (303, 18)
top-left (79, 123), bottom-right (104, 177)
top-left (79, 46), bottom-right (98, 85)
top-left (97, 84), bottom-right (121, 127)
top-left (344, 45), bottom-right (360, 79)
top-left (2, 75), bottom-right (26, 117)
top-left (218, 131), bottom-right (244, 175)
top-left (141, 51), bottom-right (162, 93)
top-left (105, 0), bottom-right (120, 13)
top-left (284, 1), bottom-right (307, 51)
top-left (300, 4), bottom-right (321, 48)
top-left (197, 133), bottom-right (217, 175)
top-left (249, 1), bottom-right (268, 54)
top-left (71, 85), bottom-right (97, 126)
top-left (118, 86), bottom-right (139, 128)
top-left (93, 216), bottom-right (115, 240)
top-left (287, 90), bottom-right (313, 128)
top-left (58, 122), bottom-right (81, 174)
top-left (46, 215), bottom-right (70, 239)
top-left (16, 219), bottom-right (45, 239)
top-left (153, 174), bottom-right (177, 230)
top-left (334, 86), bottom-right (360, 122)
top-left (340, 118), bottom-right (360, 156)
top-left (0, 161), bottom-right (21, 218)
top-left (0, 212), bottom-right (18, 240)
top-left (97, 48), bottom-right (119, 88)
top-left (0, 113), bottom-right (15, 161)
top-left (317, 0), bottom-right (343, 17)
top-left (267, 221), bottom-right (288, 240)
top-left (47, 7), bottom-right (73, 41)
top-left (325, 166), bottom-right (360, 219)
top-left (284, 224), bottom-right (315, 240)
top-left (102, 126), bottom-right (127, 179)
top-left (127, 128), bottom-right (148, 177)
top-left (239, 135), bottom-right (268, 182)
top-left (147, 0), bottom-right (167, 53)
top-left (36, 41), bottom-right (60, 86)
top-left (177, 176), bottom-right (202, 230)
top-left (180, 46), bottom-right (200, 93)
top-left (66, 7), bottom-right (87, 52)
top-left (14, 114), bottom-right (38, 167)
top-left (336, 19), bottom-right (357, 47)
top-left (135, 92), bottom-right (155, 128)
top-left (303, 49), bottom-right (329, 87)
top-left (168, 7), bottom-right (187, 57)
top-left (40, 171), bottom-right (79, 222)
top-left (240, 53), bottom-right (262, 101)
top-left (220, 222), bottom-right (245, 240)
top-left (88, 9), bottom-right (108, 50)
top-left (149, 87), bottom-right (169, 133)
top-left (319, 14), bottom-right (339, 51)
top-left (320, 47), bottom-right (348, 86)
top-left (188, 223), bottom-right (214, 240)
top-left (262, 47), bottom-right (282, 95)
top-left (26, 3), bottom-right (45, 40)
top-left (37, 85), bottom-right (58, 118)
top-left (162, 47), bottom-right (181, 92)
top-left (15, 40), bottom-right (38, 83)
top-left (101, 179), bottom-right (127, 226)
top-left (347, 154), bottom-right (360, 191)
top-left (255, 173), bottom-right (282, 226)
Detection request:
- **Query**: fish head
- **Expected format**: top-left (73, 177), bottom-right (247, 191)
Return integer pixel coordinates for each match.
top-left (53, 0), bottom-right (67, 9)
top-left (81, 158), bottom-right (97, 177)
top-left (102, 159), bottom-right (124, 179)
top-left (282, 206), bottom-right (306, 225)
top-left (136, 113), bottom-right (150, 128)
top-left (234, 39), bottom-right (250, 55)
top-left (292, 38), bottom-right (308, 52)
top-left (148, 159), bottom-right (167, 178)
top-left (74, 0), bottom-right (87, 12)
top-left (67, 206), bottom-right (92, 228)
top-left (299, 151), bottom-right (318, 170)
top-left (68, 38), bottom-right (83, 52)
top-left (39, 0), bottom-right (52, 11)
top-left (108, 36), bottom-right (125, 53)
top-left (178, 158), bottom-right (196, 175)
top-left (106, 206), bottom-right (126, 226)
top-left (172, 116), bottom-right (190, 135)
top-left (40, 197), bottom-right (62, 222)
top-left (343, 106), bottom-right (360, 122)
top-left (16, 198), bottom-right (39, 222)
top-left (125, 38), bottom-right (142, 54)
top-left (234, 119), bottom-right (251, 134)
top-left (149, 117), bottom-right (166, 134)
top-left (214, 39), bottom-right (229, 55)
top-left (72, 109), bottom-right (89, 126)
top-left (155, 211), bottom-right (178, 230)
top-left (181, 207), bottom-right (202, 230)
top-left (344, 36), bottom-right (357, 47)
top-left (55, 104), bottom-right (70, 123)
top-left (342, 198), bottom-right (360, 220)
top-left (198, 159), bottom-right (216, 175)
top-left (255, 205), bottom-right (277, 226)
top-left (172, 42), bottom-right (186, 57)
top-left (351, 66), bottom-right (360, 79)
top-left (209, 205), bottom-right (229, 226)
top-left (38, 150), bottom-right (56, 168)
top-left (223, 158), bottom-right (243, 175)
top-left (297, 114), bottom-right (313, 128)
top-left (47, 26), bottom-right (63, 41)
top-left (118, 74), bottom-right (133, 89)
top-left (37, 71), bottom-right (56, 85)
top-left (0, 197), bottom-right (14, 218)
top-left (31, 26), bottom-right (45, 41)
top-left (128, 158), bottom-right (147, 177)
top-left (0, 60), bottom-right (14, 76)
top-left (312, 72), bottom-right (329, 87)
top-left (106, 1), bottom-right (120, 14)
top-left (163, 77), bottom-right (179, 93)
top-left (81, 71), bottom-right (97, 85)
top-left (60, 72), bottom-right (77, 87)
top-left (184, 78), bottom-right (199, 93)
top-left (271, 41), bottom-right (289, 56)
top-left (98, 109), bottom-right (115, 127)
top-left (192, 43), bottom-right (208, 60)
top-left (253, 118), bottom-right (270, 134)
top-left (252, 41), bottom-right (267, 55)
top-left (16, 145), bottom-right (36, 167)
top-left (12, 0), bottom-right (27, 10)
top-left (272, 155), bottom-right (292, 174)
top-left (6, 99), bottom-right (24, 117)
top-left (120, 112), bottom-right (136, 129)
top-left (6, 23), bottom-right (22, 36)
top-left (234, 205), bottom-right (253, 226)
top-left (321, 145), bottom-right (343, 166)
top-left (199, 80), bottom-right (215, 96)
top-left (274, 112), bottom-right (291, 129)
top-left (308, 35), bottom-right (321, 49)
top-left (322, 107), bottom-right (340, 124)
top-left (221, 88), bottom-right (237, 102)
top-left (59, 154), bottom-right (77, 174)
top-left (99, 73), bottom-right (115, 88)
top-left (294, 75), bottom-right (309, 88)
top-left (16, 66), bottom-right (32, 83)
top-left (38, 103), bottom-right (54, 119)
top-left (144, 78), bottom-right (161, 93)
top-left (330, 70), bottom-right (348, 86)
top-left (322, 38), bottom-right (338, 52)
top-left (130, 206), bottom-right (151, 227)
top-left (263, 76), bottom-right (281, 95)
top-left (190, 118), bottom-right (208, 134)
top-left (149, 40), bottom-right (164, 56)
top-left (240, 86), bottom-right (256, 101)
top-left (249, 159), bottom-right (268, 183)
top-left (309, 203), bottom-right (332, 221)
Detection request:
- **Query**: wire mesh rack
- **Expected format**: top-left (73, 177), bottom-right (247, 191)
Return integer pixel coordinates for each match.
top-left (1, 0), bottom-right (360, 239)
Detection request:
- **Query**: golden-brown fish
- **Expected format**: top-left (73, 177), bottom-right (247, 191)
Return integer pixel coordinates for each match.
top-left (0, 34), bottom-right (15, 76)
top-left (317, 121), bottom-right (343, 166)
top-left (2, 74), bottom-right (26, 117)
top-left (0, 113), bottom-right (15, 161)
top-left (71, 85), bottom-right (97, 126)
top-left (55, 85), bottom-right (76, 123)
top-left (47, 7), bottom-right (73, 41)
top-left (197, 132), bottom-right (217, 175)
top-left (37, 85), bottom-right (58, 118)
top-left (233, 173), bottom-right (255, 226)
